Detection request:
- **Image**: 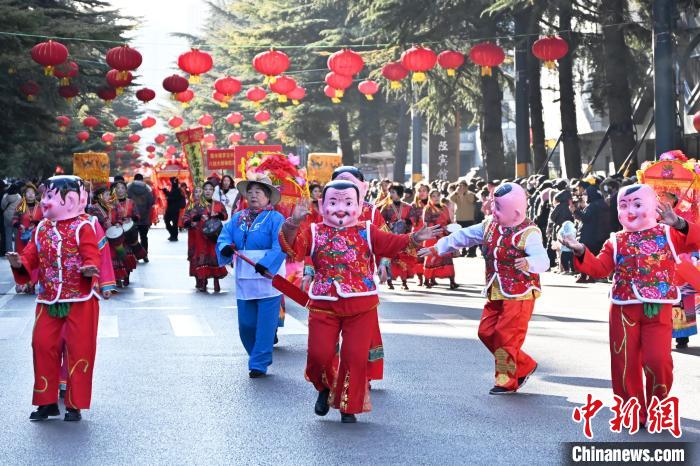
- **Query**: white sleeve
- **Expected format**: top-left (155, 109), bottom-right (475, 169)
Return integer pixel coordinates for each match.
top-left (524, 230), bottom-right (550, 273)
top-left (436, 222), bottom-right (485, 255)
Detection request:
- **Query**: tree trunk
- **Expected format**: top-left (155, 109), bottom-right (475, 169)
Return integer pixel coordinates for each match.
top-left (601, 0), bottom-right (637, 171)
top-left (559, 2), bottom-right (582, 178)
top-left (393, 101), bottom-right (411, 182)
top-left (338, 110), bottom-right (355, 166)
top-left (528, 13), bottom-right (547, 172)
top-left (480, 72), bottom-right (506, 180)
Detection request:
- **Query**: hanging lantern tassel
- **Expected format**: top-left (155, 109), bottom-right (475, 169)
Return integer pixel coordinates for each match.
top-left (481, 66), bottom-right (492, 77)
top-left (364, 94), bottom-right (374, 101)
top-left (334, 89), bottom-right (344, 98)
top-left (116, 88), bottom-right (124, 96)
top-left (332, 97), bottom-right (341, 104)
top-left (44, 66), bottom-right (54, 76)
top-left (181, 102), bottom-right (189, 108)
top-left (390, 81), bottom-right (402, 90)
top-left (188, 75), bottom-right (201, 84)
top-left (278, 95), bottom-right (288, 103)
top-left (544, 60), bottom-right (557, 70)
top-left (292, 99), bottom-right (300, 106)
top-left (118, 70), bottom-right (129, 80)
top-left (412, 71), bottom-right (427, 83)
top-left (219, 101), bottom-right (229, 108)
top-left (59, 77), bottom-right (69, 86)
top-left (447, 68), bottom-right (456, 77)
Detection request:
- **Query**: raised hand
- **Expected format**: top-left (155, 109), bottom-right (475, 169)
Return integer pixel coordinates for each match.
top-left (413, 225), bottom-right (443, 242)
top-left (559, 233), bottom-right (585, 255)
top-left (657, 202), bottom-right (681, 227)
top-left (377, 264), bottom-right (389, 284)
top-left (417, 246), bottom-right (437, 258)
top-left (514, 257), bottom-right (530, 272)
top-left (292, 198), bottom-right (311, 223)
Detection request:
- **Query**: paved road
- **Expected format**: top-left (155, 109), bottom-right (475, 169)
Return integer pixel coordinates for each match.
top-left (0, 226), bottom-right (698, 465)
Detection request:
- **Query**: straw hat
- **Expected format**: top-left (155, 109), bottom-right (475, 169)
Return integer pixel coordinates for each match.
top-left (236, 174), bottom-right (281, 205)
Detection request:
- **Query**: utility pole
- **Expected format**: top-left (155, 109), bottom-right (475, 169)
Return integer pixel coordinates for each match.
top-left (411, 91), bottom-right (423, 182)
top-left (653, 0), bottom-right (676, 154)
top-left (515, 11), bottom-right (531, 177)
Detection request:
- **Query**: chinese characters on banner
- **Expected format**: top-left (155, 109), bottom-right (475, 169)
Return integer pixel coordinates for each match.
top-left (428, 122), bottom-right (460, 181)
top-left (233, 144), bottom-right (283, 178)
top-left (176, 127), bottom-right (205, 186)
top-left (572, 394), bottom-right (682, 439)
top-left (206, 149), bottom-right (237, 171)
top-left (73, 152), bottom-right (110, 187)
top-left (307, 153), bottom-right (342, 184)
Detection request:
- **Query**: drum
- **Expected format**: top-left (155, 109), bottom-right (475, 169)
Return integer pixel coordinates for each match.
top-left (122, 219), bottom-right (139, 243)
top-left (105, 225), bottom-right (126, 258)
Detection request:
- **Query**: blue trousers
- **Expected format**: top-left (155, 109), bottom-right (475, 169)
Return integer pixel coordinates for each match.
top-left (237, 295), bottom-right (282, 373)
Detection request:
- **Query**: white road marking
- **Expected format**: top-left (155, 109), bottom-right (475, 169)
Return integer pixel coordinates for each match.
top-left (167, 314), bottom-right (214, 337)
top-left (0, 284), bottom-right (17, 309)
top-left (98, 315), bottom-right (119, 338)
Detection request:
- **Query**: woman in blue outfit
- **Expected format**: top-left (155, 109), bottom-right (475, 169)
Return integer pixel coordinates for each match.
top-left (216, 175), bottom-right (287, 378)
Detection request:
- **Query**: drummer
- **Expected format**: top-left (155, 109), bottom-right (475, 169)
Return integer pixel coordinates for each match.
top-left (110, 180), bottom-right (139, 287)
top-left (216, 175), bottom-right (286, 378)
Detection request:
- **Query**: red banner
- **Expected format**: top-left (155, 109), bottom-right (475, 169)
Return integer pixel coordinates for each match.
top-left (233, 144), bottom-right (283, 178)
top-left (206, 149), bottom-right (237, 171)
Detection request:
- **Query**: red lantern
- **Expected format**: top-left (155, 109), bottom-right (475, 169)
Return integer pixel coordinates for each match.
top-left (128, 134), bottom-right (141, 143)
top-left (532, 35), bottom-right (569, 69)
top-left (211, 91), bottom-right (228, 108)
top-left (358, 80), bottom-right (379, 101)
top-left (56, 115), bottom-right (71, 131)
top-left (97, 87), bottom-right (117, 104)
top-left (154, 134), bottom-right (167, 145)
top-left (146, 145), bottom-right (156, 153)
top-left (287, 86), bottom-right (306, 105)
top-left (101, 132), bottom-right (115, 145)
top-left (327, 49), bottom-right (364, 76)
top-left (437, 50), bottom-right (465, 76)
top-left (124, 143), bottom-right (135, 152)
top-left (106, 69), bottom-right (133, 95)
top-left (381, 62), bottom-right (409, 89)
top-left (175, 89), bottom-right (195, 107)
top-left (214, 76), bottom-right (242, 99)
top-left (226, 112), bottom-right (244, 127)
top-left (162, 74), bottom-right (189, 97)
top-left (58, 84), bottom-right (79, 102)
top-left (325, 72), bottom-right (353, 98)
top-left (198, 114), bottom-right (213, 127)
top-left (693, 112), bottom-right (700, 132)
top-left (168, 116), bottom-right (183, 129)
top-left (324, 85), bottom-right (341, 104)
top-left (203, 133), bottom-right (216, 144)
top-left (469, 42), bottom-right (506, 77)
top-left (136, 87), bottom-right (156, 103)
top-left (76, 130), bottom-right (90, 143)
top-left (82, 116), bottom-right (100, 130)
top-left (269, 75), bottom-right (296, 103)
top-left (54, 61), bottom-right (79, 85)
top-left (106, 45), bottom-right (142, 80)
top-left (31, 40), bottom-right (68, 76)
top-left (166, 145), bottom-right (178, 155)
top-left (253, 49), bottom-right (289, 83)
top-left (401, 46), bottom-right (438, 82)
top-left (147, 153), bottom-right (156, 160)
top-left (255, 110), bottom-right (271, 125)
top-left (178, 49), bottom-right (213, 83)
top-left (254, 131), bottom-right (268, 143)
top-left (141, 116), bottom-right (157, 129)
top-left (114, 116), bottom-right (130, 130)
top-left (228, 132), bottom-right (241, 144)
top-left (246, 86), bottom-right (267, 106)
top-left (20, 81), bottom-right (40, 101)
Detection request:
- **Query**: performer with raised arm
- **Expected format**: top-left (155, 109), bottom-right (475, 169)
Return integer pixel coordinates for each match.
top-left (560, 184), bottom-right (700, 426)
top-left (280, 180), bottom-right (440, 423)
top-left (419, 182), bottom-right (549, 395)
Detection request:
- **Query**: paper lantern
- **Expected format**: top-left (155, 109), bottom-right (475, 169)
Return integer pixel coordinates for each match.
top-left (228, 132), bottom-right (241, 144)
top-left (324, 85), bottom-right (341, 104)
top-left (381, 62), bottom-right (409, 89)
top-left (31, 40), bottom-right (68, 76)
top-left (437, 50), bottom-right (465, 76)
top-left (56, 115), bottom-right (71, 131)
top-left (124, 143), bottom-right (135, 152)
top-left (106, 69), bottom-right (133, 95)
top-left (358, 80), bottom-right (379, 100)
top-left (146, 145), bottom-right (156, 153)
top-left (128, 134), bottom-right (141, 143)
top-left (212, 91), bottom-right (229, 108)
top-left (178, 49), bottom-right (213, 83)
top-left (101, 132), bottom-right (115, 145)
top-left (469, 42), bottom-right (506, 76)
top-left (246, 86), bottom-right (267, 106)
top-left (269, 75), bottom-right (296, 102)
top-left (136, 87), bottom-right (156, 103)
top-left (54, 61), bottom-right (79, 85)
top-left (58, 84), bottom-right (79, 102)
top-left (400, 46), bottom-right (438, 82)
top-left (175, 89), bottom-right (195, 107)
top-left (287, 86), bottom-right (306, 105)
top-left (532, 35), bottom-right (569, 69)
top-left (327, 49), bottom-right (364, 76)
top-left (76, 130), bottom-right (90, 142)
top-left (154, 134), bottom-right (167, 145)
top-left (255, 110), bottom-right (271, 125)
top-left (226, 112), bottom-right (244, 127)
top-left (114, 116), bottom-right (130, 130)
top-left (166, 145), bottom-right (178, 155)
top-left (254, 131), bottom-right (268, 143)
top-left (252, 49), bottom-right (289, 83)
top-left (325, 72), bottom-right (353, 97)
top-left (20, 81), bottom-right (40, 101)
top-left (97, 87), bottom-right (117, 104)
top-left (162, 74), bottom-right (189, 97)
top-left (106, 45), bottom-right (142, 80)
top-left (168, 116), bottom-right (184, 129)
top-left (693, 112), bottom-right (700, 132)
top-left (203, 133), bottom-right (216, 144)
top-left (82, 116), bottom-right (100, 130)
top-left (214, 76), bottom-right (242, 99)
top-left (141, 116), bottom-right (157, 129)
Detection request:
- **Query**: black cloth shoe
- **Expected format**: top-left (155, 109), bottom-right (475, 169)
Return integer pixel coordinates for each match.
top-left (29, 403), bottom-right (60, 421)
top-left (143, 257), bottom-right (149, 263)
top-left (517, 364), bottom-right (538, 389)
top-left (676, 337), bottom-right (689, 349)
top-left (489, 386), bottom-right (517, 395)
top-left (314, 389), bottom-right (330, 416)
top-left (64, 408), bottom-right (81, 422)
top-left (249, 370), bottom-right (266, 378)
top-left (274, 333), bottom-right (279, 345)
top-left (341, 413), bottom-right (357, 423)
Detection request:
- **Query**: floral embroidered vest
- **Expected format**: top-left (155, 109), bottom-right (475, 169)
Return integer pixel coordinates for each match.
top-left (309, 221), bottom-right (377, 301)
top-left (483, 218), bottom-right (542, 298)
top-left (610, 224), bottom-right (680, 304)
top-left (34, 217), bottom-right (96, 304)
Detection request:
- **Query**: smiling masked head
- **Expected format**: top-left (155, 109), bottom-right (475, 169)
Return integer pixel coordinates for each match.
top-left (40, 175), bottom-right (87, 221)
top-left (319, 180), bottom-right (362, 228)
top-left (617, 184), bottom-right (658, 232)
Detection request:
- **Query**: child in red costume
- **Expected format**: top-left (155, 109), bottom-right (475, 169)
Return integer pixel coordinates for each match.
top-left (561, 184), bottom-right (700, 425)
top-left (11, 183), bottom-right (42, 293)
top-left (280, 180), bottom-right (440, 423)
top-left (420, 182), bottom-right (549, 394)
top-left (7, 176), bottom-right (107, 422)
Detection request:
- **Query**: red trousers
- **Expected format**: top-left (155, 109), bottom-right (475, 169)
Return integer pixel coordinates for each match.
top-left (478, 299), bottom-right (537, 390)
top-left (306, 309), bottom-right (374, 414)
top-left (367, 315), bottom-right (384, 381)
top-left (609, 303), bottom-right (673, 423)
top-left (32, 298), bottom-right (99, 409)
